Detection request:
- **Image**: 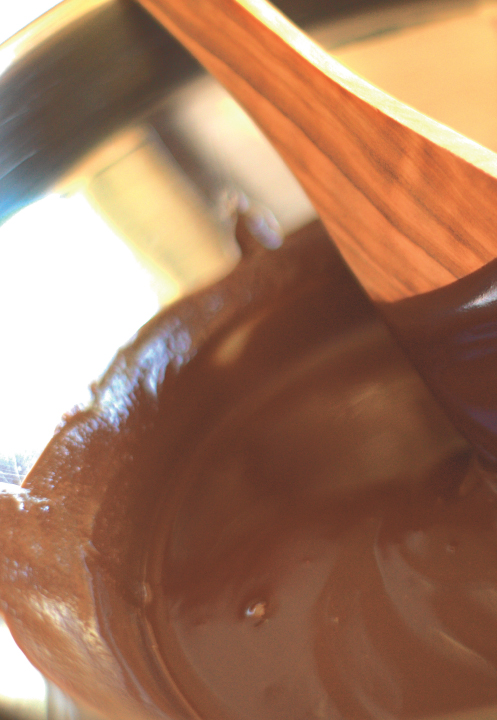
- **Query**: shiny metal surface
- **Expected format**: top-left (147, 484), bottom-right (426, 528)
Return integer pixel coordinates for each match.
top-left (0, 0), bottom-right (495, 717)
top-left (0, 0), bottom-right (200, 219)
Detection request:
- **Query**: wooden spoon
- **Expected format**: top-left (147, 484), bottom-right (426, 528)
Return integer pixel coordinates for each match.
top-left (134, 0), bottom-right (497, 303)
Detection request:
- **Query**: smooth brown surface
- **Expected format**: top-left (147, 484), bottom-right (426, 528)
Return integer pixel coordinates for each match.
top-left (142, 230), bottom-right (497, 720)
top-left (148, 413), bottom-right (497, 719)
top-left (135, 0), bottom-right (497, 303)
top-left (384, 258), bottom-right (497, 464)
top-left (1, 218), bottom-right (497, 720)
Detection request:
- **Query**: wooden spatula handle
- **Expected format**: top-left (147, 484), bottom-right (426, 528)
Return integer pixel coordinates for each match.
top-left (137, 0), bottom-right (497, 302)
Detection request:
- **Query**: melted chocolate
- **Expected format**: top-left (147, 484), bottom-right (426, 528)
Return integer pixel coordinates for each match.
top-left (142, 219), bottom-right (497, 720)
top-left (1, 217), bottom-right (497, 720)
top-left (384, 260), bottom-right (497, 465)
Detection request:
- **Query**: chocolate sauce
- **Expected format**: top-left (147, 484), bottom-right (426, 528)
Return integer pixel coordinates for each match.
top-left (142, 219), bottom-right (497, 720)
top-left (1, 217), bottom-right (497, 720)
top-left (384, 260), bottom-right (497, 465)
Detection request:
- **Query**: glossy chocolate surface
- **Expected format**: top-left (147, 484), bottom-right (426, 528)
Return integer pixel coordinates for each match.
top-left (143, 220), bottom-right (497, 720)
top-left (1, 219), bottom-right (497, 720)
top-left (384, 260), bottom-right (497, 465)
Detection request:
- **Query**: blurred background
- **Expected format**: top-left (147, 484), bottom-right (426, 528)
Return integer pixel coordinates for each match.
top-left (0, 2), bottom-right (62, 45)
top-left (1, 4), bottom-right (105, 719)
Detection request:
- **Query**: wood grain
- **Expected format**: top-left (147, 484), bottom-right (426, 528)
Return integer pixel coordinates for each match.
top-left (135, 0), bottom-right (497, 302)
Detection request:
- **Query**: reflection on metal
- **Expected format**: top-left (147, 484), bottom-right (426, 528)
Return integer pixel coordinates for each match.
top-left (0, 619), bottom-right (46, 719)
top-left (0, 191), bottom-right (166, 488)
top-left (0, 1), bottom-right (104, 51)
top-left (79, 126), bottom-right (238, 295)
top-left (46, 683), bottom-right (105, 719)
top-left (0, 0), bottom-right (200, 219)
top-left (153, 76), bottom-right (316, 233)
